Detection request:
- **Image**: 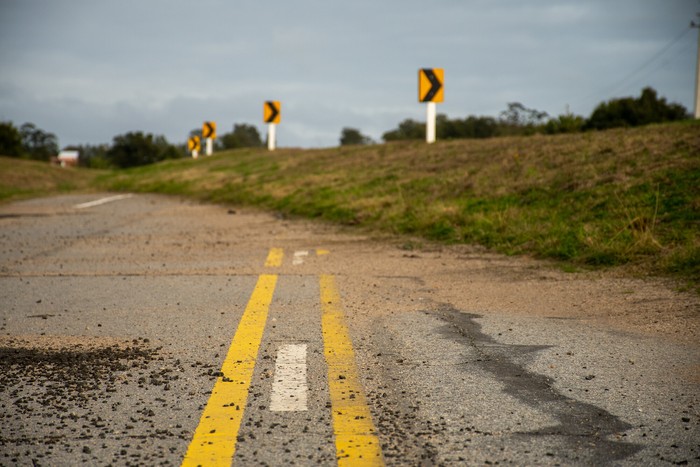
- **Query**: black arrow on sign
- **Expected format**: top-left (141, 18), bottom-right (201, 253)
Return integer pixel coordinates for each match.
top-left (188, 136), bottom-right (200, 151)
top-left (265, 101), bottom-right (279, 123)
top-left (421, 69), bottom-right (442, 102)
top-left (203, 122), bottom-right (214, 138)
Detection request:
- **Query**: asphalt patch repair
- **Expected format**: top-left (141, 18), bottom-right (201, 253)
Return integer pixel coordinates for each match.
top-left (434, 306), bottom-right (642, 464)
top-left (0, 335), bottom-right (194, 466)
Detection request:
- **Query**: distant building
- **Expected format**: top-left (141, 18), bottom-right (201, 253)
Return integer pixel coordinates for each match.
top-left (57, 150), bottom-right (79, 167)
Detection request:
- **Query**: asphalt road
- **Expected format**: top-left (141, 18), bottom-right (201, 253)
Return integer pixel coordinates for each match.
top-left (0, 194), bottom-right (698, 466)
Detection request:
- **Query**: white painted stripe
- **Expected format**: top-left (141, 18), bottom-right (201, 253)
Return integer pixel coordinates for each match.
top-left (74, 194), bottom-right (134, 209)
top-left (270, 344), bottom-right (308, 412)
top-left (292, 250), bottom-right (309, 265)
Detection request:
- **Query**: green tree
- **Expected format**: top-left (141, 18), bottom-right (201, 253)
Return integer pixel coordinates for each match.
top-left (218, 124), bottom-right (263, 150)
top-left (437, 115), bottom-right (499, 139)
top-left (0, 121), bottom-right (24, 157)
top-left (106, 132), bottom-right (179, 168)
top-left (340, 127), bottom-right (374, 146)
top-left (384, 114), bottom-right (504, 142)
top-left (19, 122), bottom-right (59, 160)
top-left (498, 103), bottom-right (549, 135)
top-left (544, 113), bottom-right (586, 134)
top-left (585, 87), bottom-right (689, 130)
top-left (68, 144), bottom-right (111, 168)
top-left (465, 116), bottom-right (500, 138)
top-left (382, 119), bottom-right (424, 142)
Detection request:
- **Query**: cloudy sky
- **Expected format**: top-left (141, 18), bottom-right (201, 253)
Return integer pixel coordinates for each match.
top-left (1, 0), bottom-right (697, 149)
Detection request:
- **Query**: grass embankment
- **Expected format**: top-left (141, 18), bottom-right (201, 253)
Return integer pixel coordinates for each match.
top-left (0, 158), bottom-right (101, 202)
top-left (2, 122), bottom-right (697, 286)
top-left (100, 121), bottom-right (699, 287)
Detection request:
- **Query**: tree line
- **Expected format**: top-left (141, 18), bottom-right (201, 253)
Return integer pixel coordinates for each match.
top-left (0, 122), bottom-right (265, 169)
top-left (372, 87), bottom-right (689, 144)
top-left (0, 87), bottom-right (691, 168)
top-left (0, 122), bottom-right (59, 161)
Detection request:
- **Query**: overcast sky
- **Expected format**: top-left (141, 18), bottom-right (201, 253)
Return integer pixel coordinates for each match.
top-left (1, 0), bottom-right (697, 149)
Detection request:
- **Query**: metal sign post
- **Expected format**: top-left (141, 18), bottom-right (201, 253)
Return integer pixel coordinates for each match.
top-left (693, 16), bottom-right (700, 119)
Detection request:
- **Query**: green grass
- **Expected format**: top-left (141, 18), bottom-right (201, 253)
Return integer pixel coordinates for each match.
top-left (99, 122), bottom-right (699, 287)
top-left (3, 122), bottom-right (699, 288)
top-left (0, 158), bottom-right (101, 202)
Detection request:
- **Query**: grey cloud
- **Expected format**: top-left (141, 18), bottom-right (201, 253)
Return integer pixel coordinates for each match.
top-left (0, 0), bottom-right (696, 148)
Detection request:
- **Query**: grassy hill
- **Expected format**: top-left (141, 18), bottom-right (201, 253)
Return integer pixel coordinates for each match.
top-left (2, 122), bottom-right (698, 287)
top-left (0, 157), bottom-right (100, 201)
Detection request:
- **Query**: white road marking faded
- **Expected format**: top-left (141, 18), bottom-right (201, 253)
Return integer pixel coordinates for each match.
top-left (292, 250), bottom-right (309, 265)
top-left (270, 344), bottom-right (308, 412)
top-left (74, 194), bottom-right (134, 209)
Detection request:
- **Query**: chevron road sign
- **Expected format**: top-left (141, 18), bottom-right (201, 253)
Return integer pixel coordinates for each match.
top-left (418, 68), bottom-right (444, 103)
top-left (187, 136), bottom-right (201, 152)
top-left (264, 101), bottom-right (281, 124)
top-left (419, 68), bottom-right (444, 143)
top-left (202, 121), bottom-right (216, 139)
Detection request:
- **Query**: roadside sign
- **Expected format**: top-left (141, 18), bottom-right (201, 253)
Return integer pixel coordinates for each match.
top-left (188, 135), bottom-right (201, 152)
top-left (418, 68), bottom-right (444, 103)
top-left (202, 121), bottom-right (217, 139)
top-left (264, 101), bottom-right (281, 124)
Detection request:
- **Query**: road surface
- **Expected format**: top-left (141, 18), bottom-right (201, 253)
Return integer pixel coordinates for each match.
top-left (1, 194), bottom-right (698, 466)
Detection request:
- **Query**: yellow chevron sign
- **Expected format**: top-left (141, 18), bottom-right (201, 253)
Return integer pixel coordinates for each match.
top-left (418, 68), bottom-right (444, 103)
top-left (264, 101), bottom-right (281, 124)
top-left (202, 121), bottom-right (216, 139)
top-left (187, 135), bottom-right (201, 152)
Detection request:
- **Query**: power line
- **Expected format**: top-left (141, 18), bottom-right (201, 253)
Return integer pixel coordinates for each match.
top-left (571, 25), bottom-right (694, 115)
top-left (598, 26), bottom-right (692, 98)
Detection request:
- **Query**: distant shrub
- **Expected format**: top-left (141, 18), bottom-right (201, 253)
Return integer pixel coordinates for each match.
top-left (544, 114), bottom-right (586, 134)
top-left (340, 127), bottom-right (374, 146)
top-left (585, 87), bottom-right (689, 130)
top-left (107, 132), bottom-right (180, 168)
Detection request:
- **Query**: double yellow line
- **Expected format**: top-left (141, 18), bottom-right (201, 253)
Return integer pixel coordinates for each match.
top-left (182, 249), bottom-right (383, 466)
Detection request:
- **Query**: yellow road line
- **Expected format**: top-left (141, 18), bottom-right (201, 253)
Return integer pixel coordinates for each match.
top-left (320, 274), bottom-right (384, 466)
top-left (264, 247), bottom-right (284, 267)
top-left (182, 274), bottom-right (278, 467)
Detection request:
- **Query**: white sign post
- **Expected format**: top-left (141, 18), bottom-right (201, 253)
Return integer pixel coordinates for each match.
top-left (267, 124), bottom-right (277, 151)
top-left (426, 102), bottom-right (437, 144)
top-left (205, 137), bottom-right (213, 156)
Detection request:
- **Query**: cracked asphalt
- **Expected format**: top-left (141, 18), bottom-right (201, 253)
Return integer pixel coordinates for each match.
top-left (1, 193), bottom-right (698, 465)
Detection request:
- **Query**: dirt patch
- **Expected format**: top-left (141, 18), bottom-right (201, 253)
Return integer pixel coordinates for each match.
top-left (0, 334), bottom-right (194, 464)
top-left (257, 214), bottom-right (700, 347)
top-left (0, 335), bottom-right (157, 412)
top-left (0, 334), bottom-right (139, 352)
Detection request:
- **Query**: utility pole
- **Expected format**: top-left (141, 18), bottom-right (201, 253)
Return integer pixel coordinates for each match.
top-left (692, 14), bottom-right (700, 118)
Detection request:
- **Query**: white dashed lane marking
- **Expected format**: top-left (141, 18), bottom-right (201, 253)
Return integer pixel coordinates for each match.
top-left (74, 194), bottom-right (134, 209)
top-left (270, 344), bottom-right (308, 412)
top-left (292, 250), bottom-right (309, 265)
